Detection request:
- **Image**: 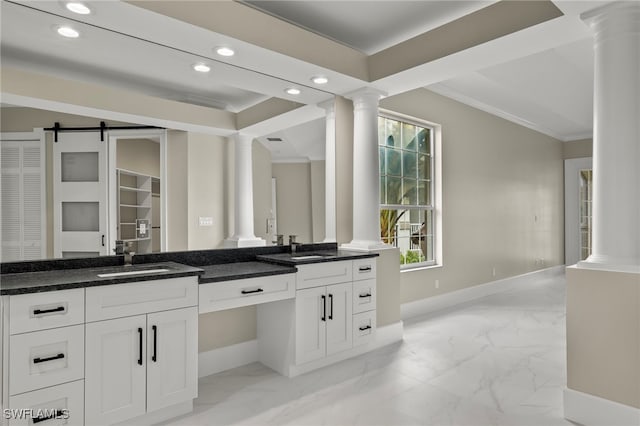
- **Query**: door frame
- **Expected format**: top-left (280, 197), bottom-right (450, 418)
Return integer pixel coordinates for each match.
top-left (564, 157), bottom-right (593, 267)
top-left (107, 129), bottom-right (167, 254)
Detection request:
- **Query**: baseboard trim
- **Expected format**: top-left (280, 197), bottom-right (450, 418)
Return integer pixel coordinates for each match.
top-left (198, 340), bottom-right (258, 378)
top-left (564, 388), bottom-right (640, 426)
top-left (401, 265), bottom-right (565, 320)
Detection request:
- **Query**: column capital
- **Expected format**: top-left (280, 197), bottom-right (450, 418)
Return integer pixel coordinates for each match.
top-left (318, 99), bottom-right (336, 113)
top-left (344, 87), bottom-right (387, 105)
top-left (581, 1), bottom-right (640, 35)
top-left (232, 133), bottom-right (254, 144)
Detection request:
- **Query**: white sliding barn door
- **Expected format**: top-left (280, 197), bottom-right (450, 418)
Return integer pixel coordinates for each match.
top-left (53, 132), bottom-right (108, 258)
top-left (0, 132), bottom-right (46, 261)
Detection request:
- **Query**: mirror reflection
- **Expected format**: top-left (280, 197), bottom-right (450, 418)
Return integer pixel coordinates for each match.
top-left (0, 2), bottom-right (334, 262)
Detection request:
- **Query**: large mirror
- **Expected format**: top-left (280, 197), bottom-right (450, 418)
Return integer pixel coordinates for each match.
top-left (0, 1), bottom-right (334, 261)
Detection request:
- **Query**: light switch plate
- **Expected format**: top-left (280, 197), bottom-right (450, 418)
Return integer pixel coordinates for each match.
top-left (199, 217), bottom-right (213, 227)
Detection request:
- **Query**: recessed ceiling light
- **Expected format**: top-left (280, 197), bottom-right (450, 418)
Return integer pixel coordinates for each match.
top-left (285, 88), bottom-right (301, 95)
top-left (65, 2), bottom-right (91, 14)
top-left (215, 47), bottom-right (235, 57)
top-left (193, 63), bottom-right (211, 73)
top-left (311, 76), bottom-right (328, 85)
top-left (57, 26), bottom-right (79, 38)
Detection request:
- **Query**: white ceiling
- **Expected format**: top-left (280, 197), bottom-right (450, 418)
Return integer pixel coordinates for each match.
top-left (1, 0), bottom-right (603, 162)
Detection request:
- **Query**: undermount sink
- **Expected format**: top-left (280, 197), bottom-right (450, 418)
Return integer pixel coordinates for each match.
top-left (289, 255), bottom-right (325, 260)
top-left (97, 268), bottom-right (170, 278)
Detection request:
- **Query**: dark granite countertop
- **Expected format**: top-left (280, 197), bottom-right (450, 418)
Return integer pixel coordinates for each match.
top-left (0, 262), bottom-right (204, 295)
top-left (198, 261), bottom-right (297, 284)
top-left (256, 249), bottom-right (378, 266)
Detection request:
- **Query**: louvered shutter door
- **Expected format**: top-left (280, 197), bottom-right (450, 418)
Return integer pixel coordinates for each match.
top-left (0, 140), bottom-right (44, 261)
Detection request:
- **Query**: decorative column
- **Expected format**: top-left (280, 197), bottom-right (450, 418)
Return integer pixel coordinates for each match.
top-left (320, 99), bottom-right (337, 242)
top-left (342, 88), bottom-right (387, 251)
top-left (579, 2), bottom-right (640, 272)
top-left (224, 133), bottom-right (266, 247)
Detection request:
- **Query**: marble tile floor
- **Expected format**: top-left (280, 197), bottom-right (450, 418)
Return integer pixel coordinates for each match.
top-left (164, 272), bottom-right (572, 426)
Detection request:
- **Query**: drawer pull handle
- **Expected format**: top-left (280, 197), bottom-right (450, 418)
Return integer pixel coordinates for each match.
top-left (33, 306), bottom-right (65, 315)
top-left (33, 353), bottom-right (65, 364)
top-left (138, 327), bottom-right (143, 366)
top-left (359, 293), bottom-right (372, 298)
top-left (241, 288), bottom-right (264, 295)
top-left (359, 325), bottom-right (372, 331)
top-left (321, 295), bottom-right (326, 321)
top-left (33, 410), bottom-right (65, 424)
top-left (152, 325), bottom-right (158, 362)
top-left (359, 266), bottom-right (372, 272)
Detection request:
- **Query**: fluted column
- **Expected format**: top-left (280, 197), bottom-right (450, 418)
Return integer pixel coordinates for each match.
top-left (579, 2), bottom-right (640, 272)
top-left (320, 99), bottom-right (337, 242)
top-left (224, 133), bottom-right (266, 247)
top-left (342, 88), bottom-right (387, 251)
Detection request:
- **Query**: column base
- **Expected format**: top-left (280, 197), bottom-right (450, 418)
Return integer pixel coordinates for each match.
top-left (223, 236), bottom-right (267, 248)
top-left (323, 237), bottom-right (337, 243)
top-left (578, 254), bottom-right (640, 274)
top-left (340, 240), bottom-right (390, 252)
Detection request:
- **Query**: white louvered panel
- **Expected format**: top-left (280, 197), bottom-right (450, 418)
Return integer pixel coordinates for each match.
top-left (23, 245), bottom-right (42, 260)
top-left (1, 173), bottom-right (21, 242)
top-left (23, 173), bottom-right (42, 241)
top-left (22, 146), bottom-right (41, 168)
top-left (1, 245), bottom-right (21, 262)
top-left (1, 146), bottom-right (20, 169)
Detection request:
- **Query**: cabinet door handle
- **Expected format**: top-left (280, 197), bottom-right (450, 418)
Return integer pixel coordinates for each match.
top-left (328, 294), bottom-right (333, 320)
top-left (359, 293), bottom-right (372, 298)
top-left (33, 410), bottom-right (65, 424)
top-left (359, 325), bottom-right (372, 331)
top-left (137, 327), bottom-right (143, 366)
top-left (152, 325), bottom-right (157, 362)
top-left (321, 295), bottom-right (326, 321)
top-left (359, 266), bottom-right (372, 272)
top-left (33, 353), bottom-right (64, 364)
top-left (241, 288), bottom-right (264, 295)
top-left (33, 306), bottom-right (65, 315)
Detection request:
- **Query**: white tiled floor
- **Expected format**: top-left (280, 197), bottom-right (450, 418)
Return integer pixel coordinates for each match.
top-left (165, 272), bottom-right (572, 425)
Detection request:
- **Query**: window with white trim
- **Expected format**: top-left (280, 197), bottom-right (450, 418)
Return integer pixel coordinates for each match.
top-left (379, 113), bottom-right (435, 268)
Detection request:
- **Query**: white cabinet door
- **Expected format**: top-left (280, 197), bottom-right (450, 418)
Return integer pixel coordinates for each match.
top-left (146, 307), bottom-right (198, 412)
top-left (295, 287), bottom-right (327, 365)
top-left (325, 282), bottom-right (353, 356)
top-left (85, 315), bottom-right (146, 426)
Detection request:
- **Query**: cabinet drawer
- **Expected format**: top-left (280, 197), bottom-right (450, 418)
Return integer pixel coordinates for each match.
top-left (352, 279), bottom-right (376, 314)
top-left (296, 261), bottom-right (352, 290)
top-left (352, 258), bottom-right (376, 281)
top-left (8, 380), bottom-right (84, 426)
top-left (85, 276), bottom-right (198, 322)
top-left (10, 289), bottom-right (84, 335)
top-left (353, 311), bottom-right (376, 347)
top-left (10, 325), bottom-right (84, 395)
top-left (200, 274), bottom-right (295, 313)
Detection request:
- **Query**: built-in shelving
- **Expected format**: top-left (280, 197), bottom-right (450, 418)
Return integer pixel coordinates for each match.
top-left (117, 168), bottom-right (159, 254)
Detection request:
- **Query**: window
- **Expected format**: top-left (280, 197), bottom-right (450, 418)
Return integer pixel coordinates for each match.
top-left (379, 113), bottom-right (435, 267)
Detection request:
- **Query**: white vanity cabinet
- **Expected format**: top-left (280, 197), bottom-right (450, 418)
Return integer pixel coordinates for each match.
top-left (295, 283), bottom-right (352, 364)
top-left (84, 278), bottom-right (198, 426)
top-left (1, 274), bottom-right (199, 426)
top-left (3, 289), bottom-right (86, 426)
top-left (258, 257), bottom-right (377, 377)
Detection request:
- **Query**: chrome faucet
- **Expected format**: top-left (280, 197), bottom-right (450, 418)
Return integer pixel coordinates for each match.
top-left (291, 241), bottom-right (302, 255)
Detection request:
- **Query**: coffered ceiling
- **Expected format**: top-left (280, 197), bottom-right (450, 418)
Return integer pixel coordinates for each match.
top-left (1, 0), bottom-right (607, 161)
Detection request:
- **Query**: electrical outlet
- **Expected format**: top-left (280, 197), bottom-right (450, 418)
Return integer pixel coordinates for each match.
top-left (435, 279), bottom-right (440, 289)
top-left (199, 217), bottom-right (213, 227)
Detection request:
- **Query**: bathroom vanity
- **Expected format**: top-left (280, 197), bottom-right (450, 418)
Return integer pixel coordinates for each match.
top-left (0, 245), bottom-right (378, 425)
